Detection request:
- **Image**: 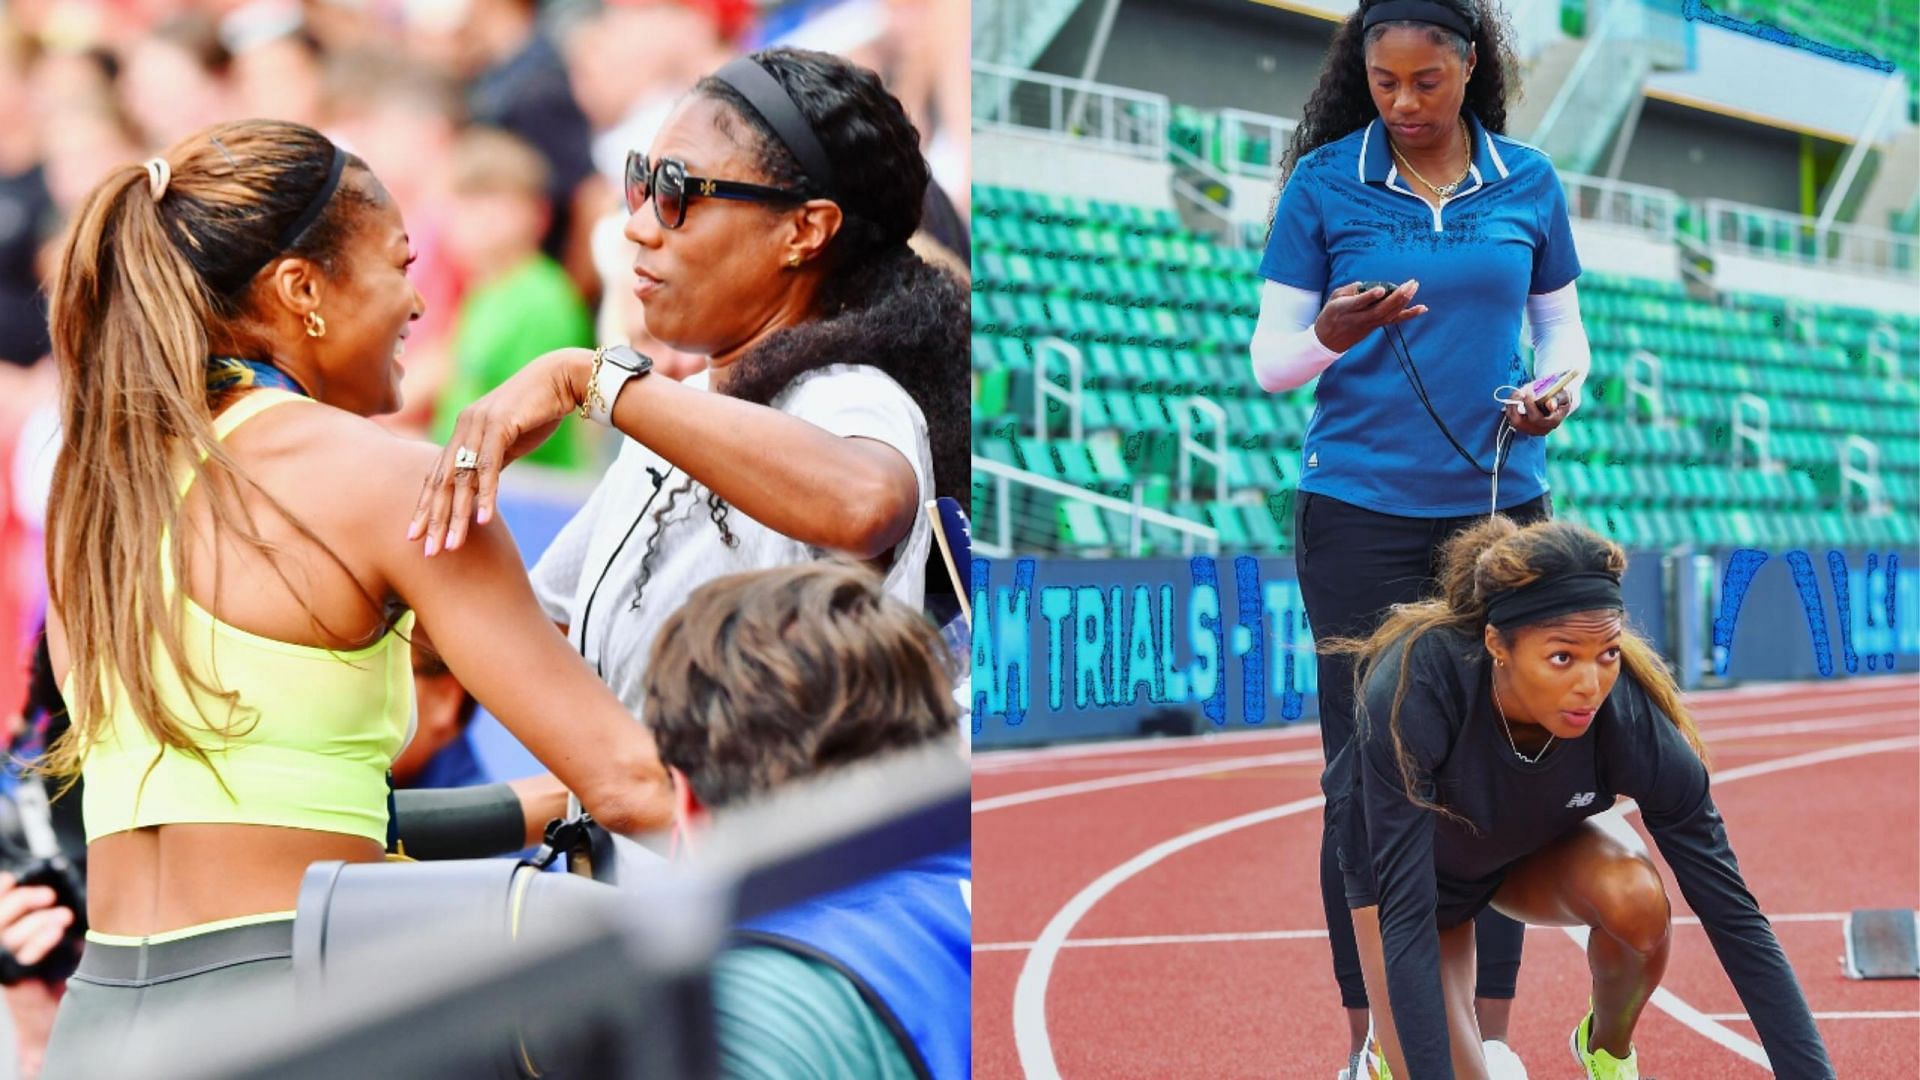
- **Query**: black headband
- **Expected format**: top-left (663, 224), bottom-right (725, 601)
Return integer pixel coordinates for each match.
top-left (1363, 0), bottom-right (1475, 40)
top-left (712, 57), bottom-right (835, 198)
top-left (1485, 571), bottom-right (1623, 631)
top-left (222, 141), bottom-right (347, 296)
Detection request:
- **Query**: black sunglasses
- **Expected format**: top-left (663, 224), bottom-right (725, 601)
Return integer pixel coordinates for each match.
top-left (625, 151), bottom-right (809, 229)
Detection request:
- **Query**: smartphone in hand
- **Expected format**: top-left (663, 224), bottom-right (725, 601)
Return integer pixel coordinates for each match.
top-left (1526, 369), bottom-right (1577, 403)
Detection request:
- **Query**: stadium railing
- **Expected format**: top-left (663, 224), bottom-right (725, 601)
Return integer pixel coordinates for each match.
top-left (971, 455), bottom-right (1220, 559)
top-left (1700, 198), bottom-right (1918, 280)
top-left (971, 61), bottom-right (1168, 161)
top-left (1561, 173), bottom-right (1681, 242)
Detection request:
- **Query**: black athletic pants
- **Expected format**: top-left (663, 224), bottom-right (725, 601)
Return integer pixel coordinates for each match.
top-left (1294, 489), bottom-right (1551, 1009)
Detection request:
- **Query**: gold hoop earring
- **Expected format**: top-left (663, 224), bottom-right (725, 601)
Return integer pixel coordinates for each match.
top-left (305, 311), bottom-right (327, 339)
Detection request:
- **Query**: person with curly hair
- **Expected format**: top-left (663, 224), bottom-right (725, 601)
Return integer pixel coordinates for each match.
top-left (1334, 517), bottom-right (1831, 1080)
top-left (1245, 2), bottom-right (1596, 1074)
top-left (411, 46), bottom-right (969, 713)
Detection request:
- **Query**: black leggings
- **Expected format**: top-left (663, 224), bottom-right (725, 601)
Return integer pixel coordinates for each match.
top-left (1295, 489), bottom-right (1551, 1009)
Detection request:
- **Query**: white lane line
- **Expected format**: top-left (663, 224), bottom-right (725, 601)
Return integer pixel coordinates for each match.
top-left (976, 682), bottom-right (1916, 772)
top-left (1676, 912), bottom-right (1849, 925)
top-left (976, 913), bottom-right (1859, 953)
top-left (977, 711), bottom-right (1913, 816)
top-left (1011, 795), bottom-right (1327, 1080)
top-left (1691, 676), bottom-right (1920, 700)
top-left (1010, 730), bottom-right (1917, 1077)
top-left (1563, 924), bottom-right (1773, 1069)
top-left (1576, 737), bottom-right (1920, 1075)
top-left (1700, 711), bottom-right (1917, 743)
top-left (976, 929), bottom-right (1332, 953)
top-left (1697, 735), bottom-right (1918, 786)
top-left (1704, 1012), bottom-right (1920, 1022)
top-left (972, 748), bottom-right (1323, 814)
top-left (1689, 687), bottom-right (1919, 725)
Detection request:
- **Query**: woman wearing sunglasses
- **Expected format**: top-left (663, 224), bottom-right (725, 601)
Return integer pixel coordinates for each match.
top-left (411, 47), bottom-right (967, 713)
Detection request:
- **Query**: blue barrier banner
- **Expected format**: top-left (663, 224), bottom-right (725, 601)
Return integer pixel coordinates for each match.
top-left (1716, 548), bottom-right (1918, 682)
top-left (970, 554), bottom-right (1317, 749)
top-left (972, 546), bottom-right (1912, 749)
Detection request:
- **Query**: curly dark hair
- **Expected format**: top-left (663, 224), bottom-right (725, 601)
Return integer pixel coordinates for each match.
top-left (631, 46), bottom-right (969, 610)
top-left (1275, 0), bottom-right (1520, 190)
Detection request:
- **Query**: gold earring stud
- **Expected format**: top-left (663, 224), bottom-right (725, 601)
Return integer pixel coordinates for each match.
top-left (787, 253), bottom-right (802, 269)
top-left (305, 311), bottom-right (327, 339)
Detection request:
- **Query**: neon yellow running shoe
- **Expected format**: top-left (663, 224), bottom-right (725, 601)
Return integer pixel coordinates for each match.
top-left (1570, 1011), bottom-right (1638, 1080)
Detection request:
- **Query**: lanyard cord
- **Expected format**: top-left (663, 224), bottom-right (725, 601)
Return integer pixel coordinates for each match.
top-left (1382, 322), bottom-right (1507, 476)
top-left (576, 466), bottom-right (672, 677)
top-left (1379, 322), bottom-right (1518, 517)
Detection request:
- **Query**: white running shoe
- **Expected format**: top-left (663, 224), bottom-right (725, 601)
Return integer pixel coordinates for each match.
top-left (1336, 1046), bottom-right (1380, 1080)
top-left (1481, 1038), bottom-right (1530, 1079)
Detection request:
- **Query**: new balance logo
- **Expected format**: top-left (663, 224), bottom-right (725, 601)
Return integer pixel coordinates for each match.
top-left (1566, 792), bottom-right (1596, 808)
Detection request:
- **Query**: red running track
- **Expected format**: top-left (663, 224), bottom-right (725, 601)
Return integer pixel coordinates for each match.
top-left (973, 676), bottom-right (1920, 1078)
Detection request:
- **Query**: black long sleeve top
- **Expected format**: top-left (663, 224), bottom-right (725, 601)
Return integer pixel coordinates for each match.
top-left (1349, 627), bottom-right (1834, 1079)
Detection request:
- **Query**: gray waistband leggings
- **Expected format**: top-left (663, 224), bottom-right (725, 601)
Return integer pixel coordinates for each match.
top-left (41, 918), bottom-right (295, 1079)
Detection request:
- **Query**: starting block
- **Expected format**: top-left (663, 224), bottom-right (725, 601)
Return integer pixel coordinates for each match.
top-left (1841, 909), bottom-right (1920, 979)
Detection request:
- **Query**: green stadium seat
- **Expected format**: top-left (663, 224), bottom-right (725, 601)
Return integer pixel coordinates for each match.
top-left (1058, 501), bottom-right (1110, 550)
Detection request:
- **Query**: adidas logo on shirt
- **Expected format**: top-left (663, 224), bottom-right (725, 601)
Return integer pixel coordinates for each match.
top-left (1307, 451), bottom-right (1319, 469)
top-left (1565, 792), bottom-right (1596, 808)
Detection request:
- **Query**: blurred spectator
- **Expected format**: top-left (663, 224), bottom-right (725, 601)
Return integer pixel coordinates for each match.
top-left (458, 0), bottom-right (600, 298)
top-left (116, 13), bottom-right (230, 150)
top-left (564, 0), bottom-right (735, 189)
top-left (433, 126), bottom-right (596, 473)
top-left (0, 28), bottom-right (52, 369)
top-left (222, 2), bottom-right (327, 130)
top-left (34, 99), bottom-right (138, 288)
top-left (324, 49), bottom-right (466, 431)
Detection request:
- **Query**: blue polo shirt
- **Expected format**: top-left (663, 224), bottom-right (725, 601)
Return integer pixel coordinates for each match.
top-left (1259, 111), bottom-right (1581, 517)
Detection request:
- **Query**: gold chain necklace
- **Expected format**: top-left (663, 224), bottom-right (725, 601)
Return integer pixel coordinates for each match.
top-left (1390, 117), bottom-right (1472, 199)
top-left (1492, 674), bottom-right (1554, 764)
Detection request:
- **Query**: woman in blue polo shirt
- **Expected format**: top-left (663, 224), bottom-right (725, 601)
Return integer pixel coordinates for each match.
top-left (1247, 1), bottom-right (1594, 1076)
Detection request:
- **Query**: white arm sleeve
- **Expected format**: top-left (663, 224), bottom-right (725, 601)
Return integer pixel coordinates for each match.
top-left (1249, 280), bottom-right (1344, 393)
top-left (1526, 281), bottom-right (1592, 414)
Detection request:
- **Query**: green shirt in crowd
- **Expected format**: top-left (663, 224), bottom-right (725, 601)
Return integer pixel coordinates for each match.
top-left (433, 254), bottom-right (595, 472)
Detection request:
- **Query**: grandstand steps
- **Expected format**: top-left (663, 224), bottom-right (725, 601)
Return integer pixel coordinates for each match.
top-left (1854, 126), bottom-right (1920, 252)
top-left (1509, 38), bottom-right (1588, 139)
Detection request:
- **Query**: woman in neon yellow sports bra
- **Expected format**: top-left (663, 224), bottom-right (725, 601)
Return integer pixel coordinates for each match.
top-left (35, 119), bottom-right (672, 1074)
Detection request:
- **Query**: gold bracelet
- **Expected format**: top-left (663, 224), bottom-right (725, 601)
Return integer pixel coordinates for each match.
top-left (578, 346), bottom-right (607, 420)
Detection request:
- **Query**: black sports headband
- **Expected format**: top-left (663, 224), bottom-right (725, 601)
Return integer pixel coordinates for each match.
top-left (1363, 0), bottom-right (1475, 40)
top-left (222, 141), bottom-right (347, 296)
top-left (1486, 571), bottom-right (1623, 631)
top-left (712, 56), bottom-right (836, 198)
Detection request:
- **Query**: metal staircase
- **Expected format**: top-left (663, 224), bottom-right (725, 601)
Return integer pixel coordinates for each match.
top-left (1532, 0), bottom-right (1692, 175)
top-left (972, 0), bottom-right (1089, 69)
